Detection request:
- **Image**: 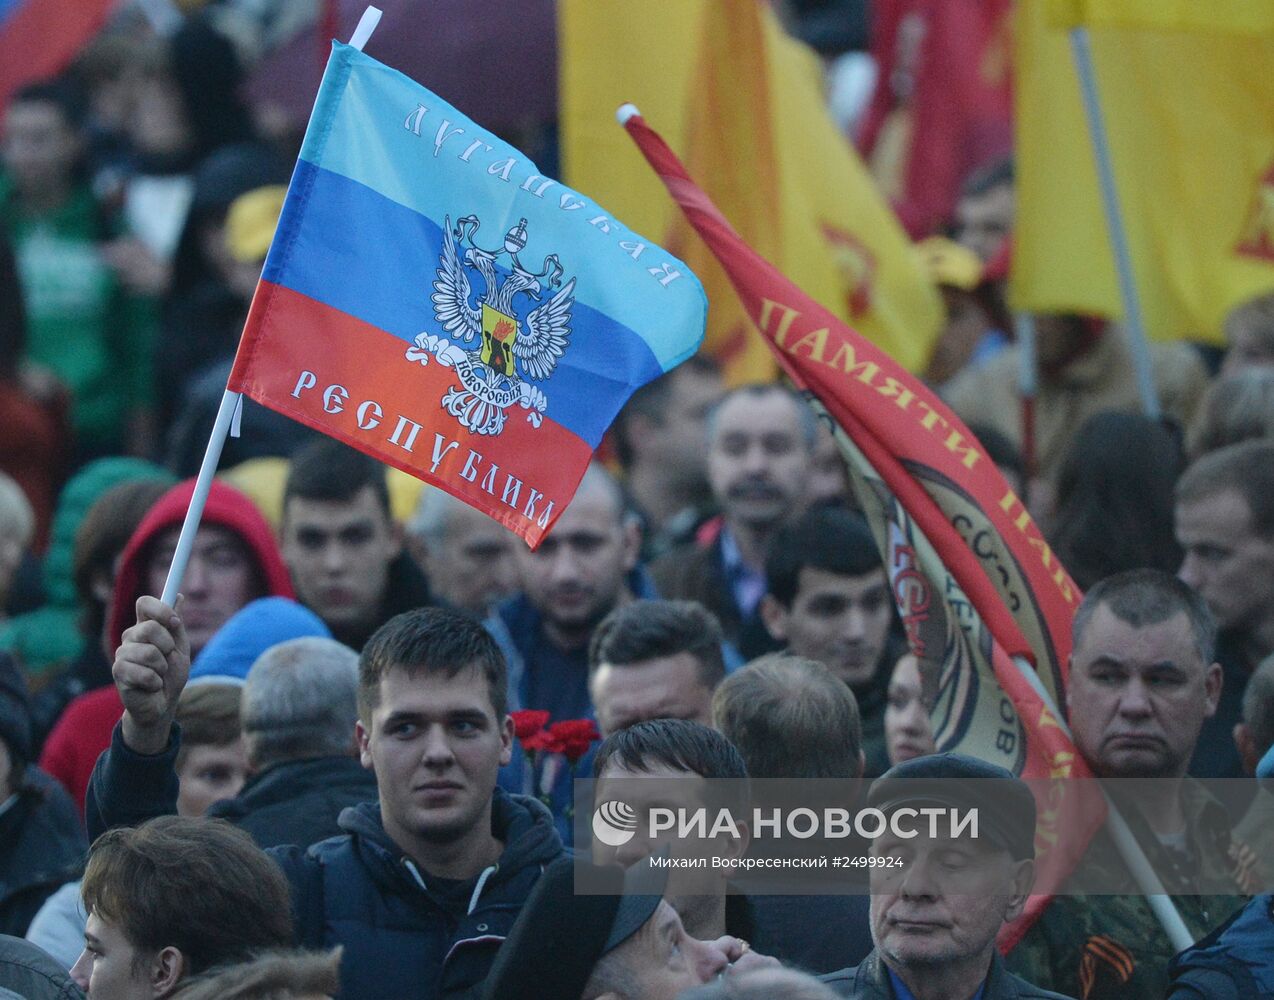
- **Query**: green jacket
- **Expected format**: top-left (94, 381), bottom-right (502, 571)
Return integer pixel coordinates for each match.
top-left (1006, 779), bottom-right (1247, 1000)
top-left (0, 458), bottom-right (172, 675)
top-left (0, 174), bottom-right (156, 451)
top-left (824, 950), bottom-right (1073, 999)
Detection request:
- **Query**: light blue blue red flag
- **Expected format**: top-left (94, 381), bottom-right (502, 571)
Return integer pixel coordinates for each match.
top-left (229, 43), bottom-right (706, 546)
top-left (0, 0), bottom-right (118, 110)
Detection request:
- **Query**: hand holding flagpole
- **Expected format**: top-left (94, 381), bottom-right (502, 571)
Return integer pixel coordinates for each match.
top-left (158, 5), bottom-right (384, 606)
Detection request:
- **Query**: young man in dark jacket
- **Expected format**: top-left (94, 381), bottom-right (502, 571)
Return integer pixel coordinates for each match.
top-left (281, 439), bottom-right (434, 651)
top-left (88, 603), bottom-right (564, 1000)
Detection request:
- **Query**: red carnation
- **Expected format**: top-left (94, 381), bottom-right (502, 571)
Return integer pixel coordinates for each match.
top-left (542, 719), bottom-right (601, 764)
top-left (511, 709), bottom-right (550, 743)
top-left (520, 729), bottom-right (553, 753)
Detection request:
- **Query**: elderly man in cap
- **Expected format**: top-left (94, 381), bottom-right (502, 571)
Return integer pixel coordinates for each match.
top-left (824, 753), bottom-right (1072, 1000)
top-left (481, 856), bottom-right (775, 1000)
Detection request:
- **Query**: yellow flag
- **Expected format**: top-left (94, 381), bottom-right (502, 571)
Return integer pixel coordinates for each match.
top-left (559, 0), bottom-right (706, 247)
top-left (1047, 0), bottom-right (1274, 35)
top-left (1012, 0), bottom-right (1274, 344)
top-left (560, 0), bottom-right (941, 383)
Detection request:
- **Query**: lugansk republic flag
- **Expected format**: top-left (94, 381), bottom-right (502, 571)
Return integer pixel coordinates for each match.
top-left (1012, 0), bottom-right (1274, 344)
top-left (623, 108), bottom-right (1106, 949)
top-left (228, 43), bottom-right (707, 547)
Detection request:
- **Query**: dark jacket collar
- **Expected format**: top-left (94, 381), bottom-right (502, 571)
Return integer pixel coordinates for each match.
top-left (209, 755), bottom-right (375, 820)
top-left (828, 950), bottom-right (1021, 999)
top-left (332, 787), bottom-right (564, 905)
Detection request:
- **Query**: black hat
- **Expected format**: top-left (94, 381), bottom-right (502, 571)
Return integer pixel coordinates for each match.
top-left (866, 752), bottom-right (1037, 861)
top-left (481, 857), bottom-right (667, 1000)
top-left (0, 653), bottom-right (32, 767)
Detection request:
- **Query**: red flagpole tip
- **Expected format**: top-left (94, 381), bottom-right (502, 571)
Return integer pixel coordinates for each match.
top-left (616, 103), bottom-right (641, 126)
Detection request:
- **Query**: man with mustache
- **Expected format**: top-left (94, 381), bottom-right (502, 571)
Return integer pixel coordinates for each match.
top-left (1006, 570), bottom-right (1246, 1000)
top-left (651, 384), bottom-right (814, 658)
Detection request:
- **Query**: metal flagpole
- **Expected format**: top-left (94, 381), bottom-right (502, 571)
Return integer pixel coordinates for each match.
top-left (159, 5), bottom-right (385, 606)
top-left (1009, 655), bottom-right (1193, 952)
top-left (1068, 27), bottom-right (1160, 419)
top-left (1031, 31), bottom-right (1183, 942)
top-left (1015, 312), bottom-right (1037, 508)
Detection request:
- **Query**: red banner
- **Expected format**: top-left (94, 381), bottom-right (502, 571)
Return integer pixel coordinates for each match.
top-left (0, 0), bottom-right (117, 112)
top-left (624, 109), bottom-right (1103, 949)
top-left (857, 0), bottom-right (1014, 237)
top-left (624, 111), bottom-right (1075, 677)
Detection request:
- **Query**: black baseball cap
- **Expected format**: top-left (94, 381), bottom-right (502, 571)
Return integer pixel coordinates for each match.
top-left (481, 856), bottom-right (668, 1000)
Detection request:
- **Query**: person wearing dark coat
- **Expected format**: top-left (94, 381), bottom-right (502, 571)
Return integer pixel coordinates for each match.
top-left (158, 143), bottom-right (287, 437)
top-left (713, 655), bottom-right (874, 974)
top-left (1165, 747), bottom-right (1274, 1000)
top-left (206, 634), bottom-right (378, 848)
top-left (0, 654), bottom-right (86, 939)
top-left (824, 951), bottom-right (1071, 1000)
top-left (650, 384), bottom-right (816, 660)
top-left (209, 753), bottom-right (379, 849)
top-left (87, 605), bottom-right (564, 1000)
top-left (822, 755), bottom-right (1073, 1000)
top-left (0, 934), bottom-right (82, 999)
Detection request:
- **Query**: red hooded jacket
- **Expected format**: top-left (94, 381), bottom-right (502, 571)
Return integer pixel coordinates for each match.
top-left (40, 480), bottom-right (293, 814)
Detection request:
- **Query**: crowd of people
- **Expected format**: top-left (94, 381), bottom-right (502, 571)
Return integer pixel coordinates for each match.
top-left (2, 3), bottom-right (1274, 1000)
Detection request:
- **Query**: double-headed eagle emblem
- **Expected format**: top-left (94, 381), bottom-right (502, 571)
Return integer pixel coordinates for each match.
top-left (406, 214), bottom-right (576, 436)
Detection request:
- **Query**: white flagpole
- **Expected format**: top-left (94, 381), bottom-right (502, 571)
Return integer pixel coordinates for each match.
top-left (160, 389), bottom-right (241, 604)
top-left (1068, 27), bottom-right (1160, 419)
top-left (347, 6), bottom-right (383, 50)
top-left (159, 6), bottom-right (384, 605)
